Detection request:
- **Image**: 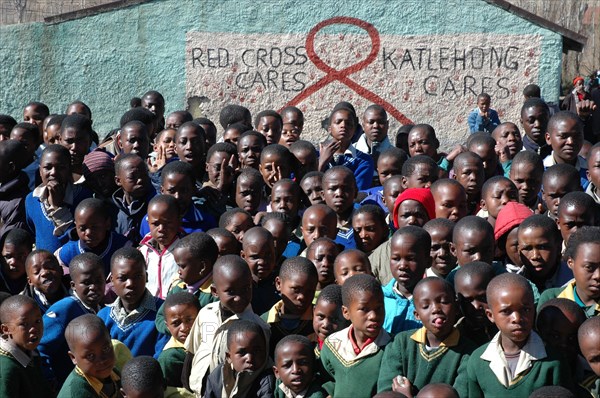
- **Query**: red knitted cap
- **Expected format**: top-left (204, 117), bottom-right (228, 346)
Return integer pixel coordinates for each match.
top-left (494, 201), bottom-right (533, 241)
top-left (392, 187), bottom-right (435, 229)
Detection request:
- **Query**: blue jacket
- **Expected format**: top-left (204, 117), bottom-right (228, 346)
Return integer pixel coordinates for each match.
top-left (140, 201), bottom-right (217, 236)
top-left (467, 108), bottom-right (500, 133)
top-left (382, 279), bottom-right (421, 335)
top-left (324, 146), bottom-right (374, 191)
top-left (58, 232), bottom-right (132, 276)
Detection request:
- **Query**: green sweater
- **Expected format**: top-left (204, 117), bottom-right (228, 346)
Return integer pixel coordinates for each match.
top-left (377, 327), bottom-right (477, 394)
top-left (273, 378), bottom-right (327, 398)
top-left (158, 338), bottom-right (186, 388)
top-left (58, 367), bottom-right (121, 398)
top-left (0, 349), bottom-right (53, 398)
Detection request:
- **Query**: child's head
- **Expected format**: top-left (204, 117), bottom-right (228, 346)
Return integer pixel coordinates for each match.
top-left (118, 120), bottom-right (150, 160)
top-left (307, 237), bottom-right (340, 289)
top-left (173, 232), bottom-right (219, 285)
top-left (1, 228), bottom-right (33, 281)
top-left (39, 144), bottom-right (72, 186)
top-left (235, 168), bottom-right (265, 214)
top-left (69, 253), bottom-right (106, 308)
top-left (494, 202), bottom-right (533, 265)
top-left (376, 147), bottom-right (408, 186)
top-left (261, 212), bottom-right (292, 260)
top-left (259, 144), bottom-right (294, 188)
top-left (416, 384), bottom-right (459, 398)
top-left (454, 261), bottom-right (495, 330)
top-left (59, 114), bottom-right (92, 170)
top-left (207, 228), bottom-right (241, 257)
top-left (545, 111), bottom-right (584, 165)
top-left (467, 132), bottom-right (499, 180)
top-left (491, 122), bottom-right (523, 159)
top-left (451, 216), bottom-right (495, 265)
top-left (222, 122), bottom-right (247, 145)
top-left (147, 195), bottom-right (182, 249)
top-left (241, 227), bottom-right (276, 281)
top-left (586, 142), bottom-right (600, 188)
top-left (65, 314), bottom-right (115, 381)
top-left (82, 149), bottom-right (116, 198)
top-left (423, 218), bottom-right (456, 278)
top-left (280, 122), bottom-right (300, 148)
top-left (273, 335), bottom-right (315, 394)
top-left (556, 191), bottom-right (596, 244)
top-left (334, 249), bottom-right (372, 285)
top-left (110, 248), bottom-right (147, 309)
top-left (175, 121), bottom-right (206, 171)
top-left (255, 110), bottom-right (283, 145)
top-left (578, 317), bottom-right (600, 377)
top-left (352, 204), bottom-right (389, 253)
top-left (0, 114), bottom-right (17, 140)
top-left (301, 204), bottom-right (337, 246)
top-left (328, 108), bottom-right (356, 145)
top-left (195, 117), bottom-right (217, 149)
top-left (564, 226), bottom-right (600, 305)
top-left (537, 298), bottom-right (586, 365)
top-left (115, 154), bottom-right (150, 200)
top-left (362, 105), bottom-right (389, 145)
top-left (25, 250), bottom-right (63, 299)
top-left (206, 142), bottom-right (237, 189)
top-left (44, 114), bottom-right (65, 146)
top-left (153, 128), bottom-right (177, 160)
top-left (300, 171), bottom-right (325, 206)
top-left (120, 356), bottom-right (166, 398)
top-left (413, 277), bottom-right (457, 340)
top-left (141, 90), bottom-right (165, 122)
top-left (312, 284), bottom-right (348, 342)
top-left (163, 291), bottom-right (201, 344)
top-left (280, 106), bottom-right (304, 133)
top-left (0, 295), bottom-right (42, 351)
top-left (226, 319), bottom-right (267, 373)
top-left (211, 255), bottom-right (253, 315)
top-left (452, 152), bottom-right (484, 200)
top-left (0, 140), bottom-right (27, 184)
top-left (165, 110), bottom-right (193, 130)
top-left (382, 175), bottom-right (404, 215)
top-left (23, 101), bottom-right (49, 136)
top-left (392, 187), bottom-right (436, 229)
top-left (517, 215), bottom-right (561, 283)
top-left (219, 104), bottom-right (252, 131)
top-left (341, 274), bottom-right (384, 340)
top-left (290, 140), bottom-right (318, 181)
top-left (219, 208), bottom-right (254, 242)
top-left (401, 155), bottom-right (438, 189)
top-left (160, 161), bottom-right (196, 213)
top-left (74, 198), bottom-right (112, 250)
top-left (276, 257), bottom-right (318, 315)
top-left (389, 226), bottom-right (431, 293)
top-left (477, 93), bottom-right (491, 112)
top-left (542, 163), bottom-right (582, 219)
top-left (270, 179), bottom-right (301, 219)
top-left (120, 107), bottom-right (157, 140)
top-left (509, 151), bottom-right (544, 208)
top-left (10, 122), bottom-right (39, 160)
top-left (237, 130), bottom-right (266, 169)
top-left (479, 176), bottom-right (519, 221)
top-left (486, 273), bottom-right (535, 348)
top-left (430, 179), bottom-right (468, 222)
top-left (407, 124), bottom-right (439, 159)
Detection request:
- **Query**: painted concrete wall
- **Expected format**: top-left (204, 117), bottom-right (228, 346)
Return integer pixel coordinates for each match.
top-left (0, 0), bottom-right (563, 148)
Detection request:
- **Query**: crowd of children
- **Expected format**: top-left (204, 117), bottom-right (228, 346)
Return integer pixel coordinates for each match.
top-left (0, 86), bottom-right (598, 398)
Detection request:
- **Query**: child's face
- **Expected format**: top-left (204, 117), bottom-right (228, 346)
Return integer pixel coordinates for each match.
top-left (486, 285), bottom-right (534, 348)
top-left (455, 274), bottom-right (489, 329)
top-left (413, 280), bottom-right (457, 339)
top-left (257, 116), bottom-right (282, 145)
top-left (273, 342), bottom-right (314, 394)
top-left (328, 110), bottom-right (355, 144)
top-left (454, 158), bottom-right (484, 198)
top-left (271, 183), bottom-right (300, 217)
top-left (451, 229), bottom-right (494, 265)
top-left (481, 180), bottom-right (518, 219)
top-left (427, 226), bottom-right (457, 277)
top-left (260, 152), bottom-right (291, 188)
top-left (26, 253), bottom-right (63, 297)
top-left (407, 128), bottom-right (437, 158)
top-left (352, 212), bottom-right (387, 253)
top-left (227, 331), bottom-right (267, 373)
top-left (1, 243), bottom-right (29, 281)
top-left (587, 148), bottom-right (600, 187)
top-left (557, 203), bottom-right (592, 244)
top-left (174, 246), bottom-right (207, 285)
top-left (509, 161), bottom-right (542, 208)
top-left (493, 123), bottom-right (522, 157)
top-left (225, 212), bottom-right (254, 242)
top-left (537, 308), bottom-right (581, 365)
top-left (44, 123), bottom-right (61, 145)
top-left (68, 329), bottom-right (115, 380)
top-left (165, 303), bottom-right (199, 344)
top-left (23, 104), bottom-right (46, 134)
top-left (88, 170), bottom-right (117, 199)
top-left (120, 126), bottom-right (150, 160)
top-left (545, 118), bottom-right (583, 164)
top-left (206, 151), bottom-right (235, 188)
top-left (165, 114), bottom-right (186, 130)
top-left (505, 227), bottom-right (522, 267)
top-left (403, 164), bottom-right (436, 189)
top-left (383, 178), bottom-right (403, 215)
top-left (282, 111), bottom-right (303, 132)
top-left (307, 241), bottom-right (338, 287)
top-left (292, 149), bottom-right (318, 180)
top-left (377, 156), bottom-right (402, 186)
top-left (301, 209), bottom-right (337, 246)
top-left (176, 126), bottom-right (205, 168)
top-left (542, 175), bottom-right (579, 218)
top-left (518, 226), bottom-right (559, 281)
top-left (242, 236), bottom-right (276, 281)
top-left (148, 202), bottom-right (181, 248)
top-left (161, 172), bottom-right (194, 212)
top-left (390, 234), bottom-right (429, 292)
top-left (342, 289), bottom-right (384, 340)
top-left (212, 234), bottom-right (240, 257)
top-left (10, 127), bottom-right (37, 159)
top-left (279, 123), bottom-right (300, 147)
top-left (471, 143), bottom-right (498, 180)
top-left (323, 172), bottom-right (356, 215)
top-left (395, 200), bottom-right (429, 228)
top-left (300, 177), bottom-right (324, 206)
top-left (235, 177), bottom-right (262, 214)
top-left (39, 151), bottom-right (71, 186)
top-left (520, 105), bottom-right (549, 143)
top-left (432, 183), bottom-right (467, 222)
top-left (313, 299), bottom-right (345, 342)
top-left (71, 266), bottom-right (105, 308)
top-left (263, 220), bottom-right (289, 260)
top-left (477, 97), bottom-right (490, 113)
top-left (213, 268), bottom-right (252, 314)
top-left (238, 135), bottom-right (264, 169)
top-left (116, 158), bottom-right (149, 199)
top-left (1, 302), bottom-right (42, 351)
top-left (154, 129), bottom-right (177, 159)
top-left (60, 127), bottom-right (91, 168)
top-left (567, 242), bottom-right (600, 303)
top-left (579, 331), bottom-right (600, 377)
top-left (362, 108), bottom-right (389, 144)
top-left (276, 273), bottom-right (317, 315)
top-left (223, 127), bottom-right (242, 145)
top-left (111, 258), bottom-right (147, 307)
top-left (75, 210), bottom-right (111, 250)
top-left (334, 252), bottom-right (371, 286)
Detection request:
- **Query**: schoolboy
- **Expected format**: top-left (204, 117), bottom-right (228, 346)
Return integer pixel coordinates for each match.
top-left (322, 166), bottom-right (358, 249)
top-left (320, 274), bottom-right (390, 398)
top-left (491, 122), bottom-right (523, 175)
top-left (117, 120), bottom-right (151, 160)
top-left (578, 317), bottom-right (600, 397)
top-left (0, 140), bottom-right (30, 237)
top-left (23, 101), bottom-right (50, 137)
top-left (0, 114), bottom-right (17, 140)
top-left (281, 106), bottom-right (304, 134)
top-left (382, 226), bottom-right (429, 334)
top-left (259, 144), bottom-right (294, 189)
top-left (520, 98), bottom-right (550, 159)
top-left (452, 151), bottom-right (485, 214)
top-left (59, 114), bottom-right (93, 182)
top-left (401, 155), bottom-right (439, 189)
top-left (255, 109), bottom-right (283, 145)
top-left (450, 215), bottom-right (496, 268)
top-left (468, 92), bottom-right (501, 133)
top-left (184, 255), bottom-right (270, 395)
top-left (542, 163), bottom-right (582, 220)
top-left (0, 295), bottom-right (52, 397)
top-left (306, 237), bottom-right (339, 295)
top-left (556, 191), bottom-right (596, 249)
top-left (333, 248), bottom-right (372, 286)
top-left (423, 218), bottom-right (457, 278)
top-left (290, 140), bottom-right (318, 181)
top-left (261, 212), bottom-right (293, 261)
top-left (280, 122), bottom-right (300, 148)
top-left (38, 253), bottom-right (106, 386)
top-left (354, 105), bottom-right (392, 185)
top-left (195, 117), bottom-right (217, 149)
top-left (166, 110), bottom-right (193, 130)
top-left (158, 292), bottom-right (200, 388)
top-left (299, 171), bottom-right (325, 206)
top-left (203, 319), bottom-right (275, 398)
top-left (494, 201), bottom-right (532, 271)
top-left (262, 257), bottom-right (317, 356)
top-left (207, 227), bottom-right (242, 257)
top-left (139, 195), bottom-right (183, 299)
top-left (392, 187), bottom-right (436, 229)
top-left (300, 204), bottom-right (338, 254)
top-left (509, 150), bottom-right (544, 212)
top-left (235, 167), bottom-right (267, 215)
top-left (312, 284), bottom-right (348, 357)
top-left (269, 178), bottom-right (301, 228)
top-left (43, 114), bottom-right (64, 146)
top-left (10, 121), bottom-right (41, 190)
top-left (219, 104), bottom-right (252, 131)
top-left (273, 335), bottom-right (327, 398)
top-left (237, 130), bottom-right (266, 170)
top-left (467, 132), bottom-right (502, 180)
top-left (219, 208), bottom-right (255, 242)
top-left (462, 273), bottom-right (570, 397)
top-left (174, 122), bottom-right (207, 187)
top-left (98, 248), bottom-right (169, 357)
top-left (222, 122), bottom-right (246, 145)
top-left (406, 124), bottom-right (447, 171)
top-left (352, 204), bottom-right (389, 254)
top-left (151, 127), bottom-right (177, 163)
top-left (378, 277), bottom-right (477, 395)
top-left (586, 142), bottom-right (600, 203)
top-left (0, 228), bottom-right (32, 294)
top-left (22, 249), bottom-right (67, 313)
top-left (382, 175), bottom-right (404, 220)
top-left (121, 356), bottom-right (166, 398)
top-left (141, 90), bottom-right (166, 136)
top-left (203, 142), bottom-right (237, 217)
top-left (478, 176), bottom-right (519, 228)
top-left (81, 148), bottom-right (117, 200)
top-left (361, 147), bottom-right (407, 209)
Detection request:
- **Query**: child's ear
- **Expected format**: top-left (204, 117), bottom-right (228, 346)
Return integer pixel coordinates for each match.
top-left (275, 276), bottom-right (282, 292)
top-left (341, 305), bottom-right (351, 321)
top-left (115, 132), bottom-right (123, 150)
top-left (544, 132), bottom-right (552, 146)
top-left (114, 174), bottom-right (122, 188)
top-left (401, 176), bottom-right (408, 189)
top-left (485, 308), bottom-right (494, 324)
top-left (0, 323), bottom-right (9, 336)
top-left (450, 242), bottom-right (457, 258)
top-left (210, 284), bottom-right (218, 298)
top-left (413, 309), bottom-right (421, 321)
top-left (566, 257), bottom-right (574, 270)
top-left (272, 365), bottom-right (279, 379)
top-left (70, 280), bottom-right (75, 290)
top-left (225, 351), bottom-right (231, 364)
top-left (240, 249), bottom-right (246, 260)
top-left (68, 350), bottom-right (77, 365)
top-left (480, 198), bottom-right (487, 212)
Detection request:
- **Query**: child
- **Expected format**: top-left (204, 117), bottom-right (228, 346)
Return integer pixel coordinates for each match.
top-left (300, 204), bottom-right (338, 254)
top-left (196, 117), bottom-right (217, 150)
top-left (158, 292), bottom-right (200, 389)
top-left (98, 247), bottom-right (169, 357)
top-left (401, 155), bottom-right (439, 189)
top-left (450, 215), bottom-right (496, 268)
top-left (361, 147), bottom-right (407, 209)
top-left (219, 104), bottom-right (252, 132)
top-left (38, 253), bottom-right (106, 386)
top-left (312, 284), bottom-right (348, 357)
top-left (23, 101), bottom-right (49, 138)
top-left (467, 132), bottom-right (502, 180)
top-left (255, 109), bottom-right (283, 145)
top-left (334, 248), bottom-right (372, 286)
top-left (235, 168), bottom-right (267, 215)
top-left (207, 227), bottom-right (242, 257)
top-left (59, 114), bottom-right (93, 182)
top-left (259, 144), bottom-right (294, 189)
top-left (237, 130), bottom-right (266, 170)
top-left (281, 106), bottom-right (304, 135)
top-left (382, 175), bottom-right (404, 221)
top-left (586, 142), bottom-right (600, 203)
top-left (520, 98), bottom-right (551, 158)
top-left (354, 105), bottom-right (392, 160)
top-left (491, 122), bottom-right (523, 176)
top-left (139, 194), bottom-right (183, 299)
top-left (166, 110), bottom-right (193, 130)
top-left (392, 187), bottom-right (436, 229)
top-left (377, 277), bottom-right (477, 396)
top-left (320, 274), bottom-right (390, 397)
top-left (578, 317), bottom-right (600, 397)
top-left (477, 176), bottom-right (519, 229)
top-left (383, 226), bottom-right (429, 334)
top-left (463, 273), bottom-right (570, 397)
top-left (261, 212), bottom-right (293, 261)
top-left (0, 140), bottom-right (30, 238)
top-left (262, 257), bottom-right (318, 357)
top-left (452, 152), bottom-right (485, 215)
top-left (322, 166), bottom-right (358, 249)
top-left (219, 208), bottom-right (255, 242)
top-left (0, 114), bottom-right (17, 140)
top-left (509, 151), bottom-right (544, 212)
top-left (468, 92), bottom-right (501, 133)
top-left (542, 163), bottom-right (582, 220)
top-left (59, 314), bottom-right (120, 398)
top-left (117, 120), bottom-right (151, 160)
top-left (269, 179), bottom-right (301, 228)
top-left (184, 255), bottom-right (270, 395)
top-left (203, 142), bottom-right (237, 217)
top-left (280, 122), bottom-right (300, 148)
top-left (423, 218), bottom-right (457, 279)
top-left (121, 356), bottom-right (166, 398)
top-left (493, 201), bottom-right (532, 272)
top-left (0, 295), bottom-right (52, 397)
top-left (204, 319), bottom-right (275, 398)
top-left (407, 124), bottom-right (458, 174)
top-left (273, 335), bottom-right (327, 398)
top-left (306, 237), bottom-right (340, 295)
top-left (10, 122), bottom-right (40, 190)
top-left (174, 122), bottom-right (207, 187)
top-left (290, 140), bottom-right (318, 181)
top-left (352, 204), bottom-right (389, 254)
top-left (148, 128), bottom-right (177, 172)
top-left (222, 122), bottom-right (246, 145)
top-left (299, 171), bottom-right (325, 207)
top-left (0, 228), bottom-right (32, 294)
top-left (81, 149), bottom-right (117, 200)
top-left (556, 191), bottom-right (596, 249)
top-left (56, 198), bottom-right (131, 275)
top-left (22, 249), bottom-right (67, 313)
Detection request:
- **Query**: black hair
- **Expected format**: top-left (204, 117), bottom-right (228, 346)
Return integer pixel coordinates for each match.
top-left (316, 283), bottom-right (343, 307)
top-left (242, 226), bottom-right (274, 248)
top-left (110, 247), bottom-right (146, 273)
top-left (453, 151), bottom-right (483, 170)
top-left (64, 314), bottom-right (110, 351)
top-left (167, 110), bottom-right (193, 124)
top-left (0, 140), bottom-right (28, 171)
top-left (164, 291), bottom-right (201, 312)
top-left (414, 276), bottom-right (455, 297)
top-left (352, 204), bottom-right (387, 225)
top-left (61, 114), bottom-right (92, 136)
top-left (529, 386), bottom-right (575, 398)
top-left (0, 295), bottom-right (38, 324)
top-left (409, 124), bottom-right (439, 145)
top-left (481, 176), bottom-right (517, 199)
top-left (219, 105), bottom-right (252, 130)
top-left (523, 84), bottom-right (541, 98)
top-left (172, 232), bottom-right (219, 266)
top-left (486, 273), bottom-right (533, 305)
top-left (194, 117), bottom-right (216, 128)
top-left (453, 216), bottom-right (494, 243)
top-left (161, 160), bottom-right (195, 185)
top-left (378, 146), bottom-right (408, 166)
top-left (41, 143), bottom-right (71, 164)
top-left (290, 139), bottom-right (317, 155)
top-left (323, 165), bottom-right (356, 185)
top-left (238, 130), bottom-right (267, 147)
top-left (121, 120), bottom-right (149, 136)
top-left (423, 218), bottom-right (455, 236)
top-left (392, 225), bottom-right (432, 252)
top-left (306, 237), bottom-right (339, 258)
top-left (280, 106), bottom-right (304, 121)
top-left (383, 174), bottom-right (404, 189)
top-left (207, 227), bottom-right (239, 244)
top-left (519, 214), bottom-right (561, 242)
top-left (75, 198), bottom-right (110, 220)
top-left (0, 114), bottom-right (17, 131)
top-left (274, 334), bottom-right (314, 362)
top-left (520, 97), bottom-right (550, 117)
top-left (120, 107), bottom-right (156, 128)
top-left (260, 144), bottom-right (293, 163)
top-left (279, 256), bottom-right (318, 282)
top-left (511, 150), bottom-right (543, 173)
top-left (25, 249), bottom-right (59, 272)
top-left (25, 101), bottom-right (50, 117)
top-left (12, 122), bottom-right (39, 140)
top-left (467, 132), bottom-right (496, 149)
top-left (300, 171), bottom-right (323, 183)
top-left (558, 191), bottom-right (596, 220)
top-left (142, 90), bottom-right (165, 103)
top-left (69, 252), bottom-right (105, 281)
top-left (537, 298), bottom-right (586, 331)
top-left (226, 319), bottom-right (266, 349)
top-left (454, 261), bottom-right (495, 286)
top-left (260, 212), bottom-right (293, 236)
top-left (219, 208), bottom-right (253, 229)
top-left (121, 356), bottom-right (165, 393)
top-left (213, 254), bottom-right (251, 282)
top-left (114, 153), bottom-right (146, 175)
top-left (578, 316), bottom-right (600, 341)
top-left (401, 154), bottom-right (439, 178)
top-left (272, 178), bottom-right (301, 196)
top-left (477, 92), bottom-right (491, 101)
top-left (148, 194), bottom-right (180, 216)
top-left (224, 122), bottom-right (249, 136)
top-left (130, 97), bottom-right (142, 108)
top-left (254, 110), bottom-right (283, 129)
top-left (341, 274), bottom-right (381, 307)
top-left (303, 203), bottom-right (336, 222)
top-left (47, 114), bottom-right (67, 129)
top-left (2, 227), bottom-right (33, 249)
top-left (236, 167), bottom-right (265, 190)
top-left (548, 111), bottom-right (583, 134)
top-left (564, 226), bottom-right (600, 260)
top-left (66, 101), bottom-right (92, 119)
top-left (206, 142), bottom-right (237, 162)
top-left (542, 163), bottom-right (581, 187)
top-left (334, 249), bottom-right (371, 272)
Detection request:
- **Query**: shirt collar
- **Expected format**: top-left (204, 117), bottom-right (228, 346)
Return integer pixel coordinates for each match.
top-left (0, 338), bottom-right (34, 367)
top-left (348, 325), bottom-right (375, 355)
top-left (393, 281), bottom-right (413, 300)
top-left (278, 381), bottom-right (308, 398)
top-left (410, 326), bottom-right (461, 347)
top-left (74, 365), bottom-right (120, 396)
top-left (110, 289), bottom-right (156, 324)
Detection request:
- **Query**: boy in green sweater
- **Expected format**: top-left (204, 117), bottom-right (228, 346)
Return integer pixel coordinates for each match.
top-left (377, 277), bottom-right (477, 396)
top-left (0, 295), bottom-right (53, 398)
top-left (578, 317), bottom-right (600, 398)
top-left (320, 274), bottom-right (390, 398)
top-left (462, 273), bottom-right (571, 397)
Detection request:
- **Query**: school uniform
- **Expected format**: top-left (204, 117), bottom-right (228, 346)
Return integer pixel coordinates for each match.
top-left (138, 233), bottom-right (181, 299)
top-left (382, 279), bottom-right (422, 334)
top-left (320, 325), bottom-right (391, 398)
top-left (335, 214), bottom-right (356, 250)
top-left (586, 182), bottom-right (600, 205)
top-left (538, 279), bottom-right (600, 318)
top-left (0, 270), bottom-right (26, 295)
top-left (467, 107), bottom-right (500, 133)
top-left (261, 300), bottom-right (315, 358)
top-left (158, 336), bottom-right (187, 388)
top-left (323, 145), bottom-right (374, 191)
top-left (140, 202), bottom-right (217, 236)
top-left (252, 273), bottom-right (281, 316)
top-left (274, 378), bottom-right (327, 398)
top-left (204, 363), bottom-right (275, 398)
top-left (461, 331), bottom-right (571, 398)
top-left (111, 185), bottom-right (156, 246)
top-left (377, 326), bottom-right (477, 393)
top-left (0, 338), bottom-right (53, 398)
top-left (57, 365), bottom-right (121, 398)
top-left (20, 282), bottom-right (69, 315)
top-left (543, 152), bottom-right (590, 190)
